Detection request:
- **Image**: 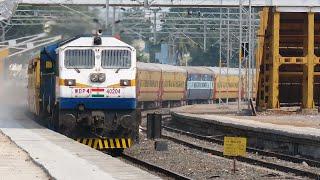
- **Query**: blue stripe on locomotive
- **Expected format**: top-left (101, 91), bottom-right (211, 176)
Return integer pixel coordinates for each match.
top-left (59, 98), bottom-right (136, 110)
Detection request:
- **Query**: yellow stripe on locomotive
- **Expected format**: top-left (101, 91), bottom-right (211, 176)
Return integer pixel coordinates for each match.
top-left (77, 138), bottom-right (132, 149)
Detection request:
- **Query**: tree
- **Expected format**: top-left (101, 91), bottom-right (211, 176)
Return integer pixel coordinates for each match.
top-left (189, 45), bottom-right (220, 66)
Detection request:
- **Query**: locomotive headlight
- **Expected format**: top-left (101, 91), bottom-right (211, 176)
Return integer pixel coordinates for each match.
top-left (64, 79), bottom-right (76, 86)
top-left (90, 73), bottom-right (99, 82)
top-left (98, 73), bottom-right (106, 82)
top-left (120, 79), bottom-right (131, 86)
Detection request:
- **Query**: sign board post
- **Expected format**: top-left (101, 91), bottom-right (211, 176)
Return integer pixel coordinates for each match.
top-left (223, 137), bottom-right (247, 174)
top-left (147, 113), bottom-right (162, 139)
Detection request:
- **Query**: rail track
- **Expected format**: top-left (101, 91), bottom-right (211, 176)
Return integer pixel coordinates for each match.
top-left (160, 126), bottom-right (320, 179)
top-left (120, 153), bottom-right (192, 180)
top-left (141, 111), bottom-right (320, 179)
top-left (163, 125), bottom-right (320, 168)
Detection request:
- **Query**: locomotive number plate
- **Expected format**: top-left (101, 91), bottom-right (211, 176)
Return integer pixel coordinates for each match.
top-left (72, 88), bottom-right (91, 97)
top-left (105, 88), bottom-right (121, 97)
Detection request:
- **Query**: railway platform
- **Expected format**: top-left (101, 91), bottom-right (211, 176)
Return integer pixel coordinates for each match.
top-left (172, 104), bottom-right (320, 129)
top-left (170, 104), bottom-right (320, 159)
top-left (0, 105), bottom-right (160, 180)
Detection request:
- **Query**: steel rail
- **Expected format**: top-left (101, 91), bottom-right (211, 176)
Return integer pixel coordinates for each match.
top-left (162, 125), bottom-right (320, 168)
top-left (120, 153), bottom-right (192, 180)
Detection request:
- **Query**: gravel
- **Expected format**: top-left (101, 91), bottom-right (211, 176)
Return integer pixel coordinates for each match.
top-left (163, 130), bottom-right (320, 177)
top-left (126, 113), bottom-right (315, 180)
top-left (124, 133), bottom-right (301, 180)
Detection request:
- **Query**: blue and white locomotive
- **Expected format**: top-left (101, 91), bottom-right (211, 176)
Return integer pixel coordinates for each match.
top-left (27, 32), bottom-right (140, 149)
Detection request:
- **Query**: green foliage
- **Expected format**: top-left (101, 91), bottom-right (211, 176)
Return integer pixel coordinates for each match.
top-left (137, 52), bottom-right (150, 62)
top-left (189, 45), bottom-right (220, 66)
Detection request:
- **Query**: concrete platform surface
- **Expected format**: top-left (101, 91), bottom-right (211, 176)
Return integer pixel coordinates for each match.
top-left (171, 111), bottom-right (320, 142)
top-left (172, 104), bottom-right (320, 129)
top-left (0, 131), bottom-right (49, 180)
top-left (0, 106), bottom-right (161, 180)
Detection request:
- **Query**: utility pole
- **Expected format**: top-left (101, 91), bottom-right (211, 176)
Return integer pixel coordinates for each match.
top-left (248, 0), bottom-right (252, 107)
top-left (238, 0), bottom-right (243, 113)
top-left (112, 6), bottom-right (116, 36)
top-left (153, 10), bottom-right (157, 45)
top-left (105, 0), bottom-right (109, 31)
top-left (204, 21), bottom-right (207, 52)
top-left (226, 8), bottom-right (230, 105)
top-left (219, 6), bottom-right (222, 105)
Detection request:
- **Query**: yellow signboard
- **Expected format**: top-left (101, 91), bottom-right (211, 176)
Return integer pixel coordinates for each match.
top-left (223, 137), bottom-right (247, 157)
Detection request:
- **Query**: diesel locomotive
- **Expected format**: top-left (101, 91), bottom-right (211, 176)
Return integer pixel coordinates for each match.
top-left (27, 33), bottom-right (140, 150)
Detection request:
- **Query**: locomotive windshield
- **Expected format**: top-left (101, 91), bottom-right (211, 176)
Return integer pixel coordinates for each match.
top-left (64, 49), bottom-right (95, 69)
top-left (101, 49), bottom-right (131, 69)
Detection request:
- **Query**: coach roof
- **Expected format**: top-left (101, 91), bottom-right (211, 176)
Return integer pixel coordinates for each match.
top-left (181, 66), bottom-right (214, 75)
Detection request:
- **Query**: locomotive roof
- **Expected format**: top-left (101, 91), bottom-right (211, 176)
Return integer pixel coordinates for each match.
top-left (58, 37), bottom-right (134, 50)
